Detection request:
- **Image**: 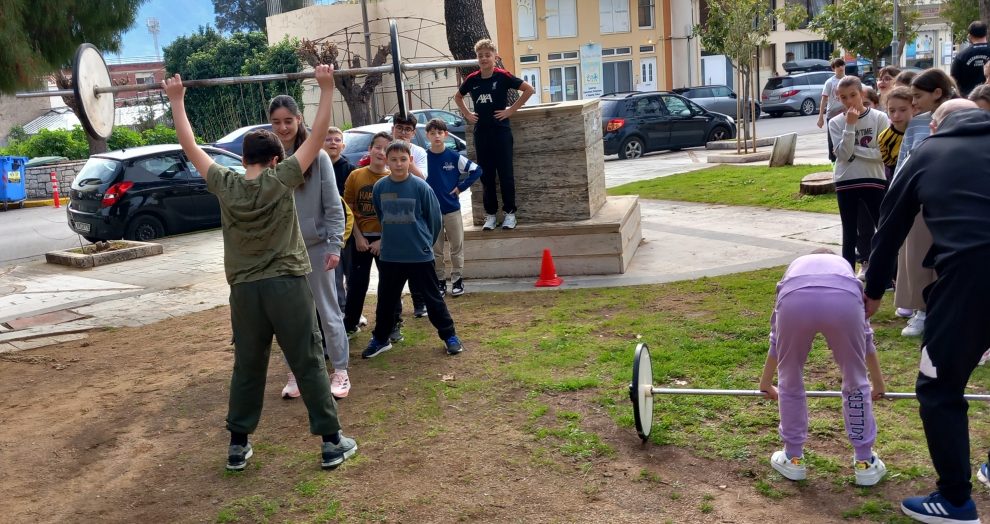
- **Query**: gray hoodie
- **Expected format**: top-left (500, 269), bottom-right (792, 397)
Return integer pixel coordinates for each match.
top-left (291, 148), bottom-right (345, 255)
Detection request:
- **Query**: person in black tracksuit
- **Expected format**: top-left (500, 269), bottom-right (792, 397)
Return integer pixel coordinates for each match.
top-left (864, 104), bottom-right (990, 522)
top-left (454, 39), bottom-right (535, 231)
top-left (951, 21), bottom-right (989, 97)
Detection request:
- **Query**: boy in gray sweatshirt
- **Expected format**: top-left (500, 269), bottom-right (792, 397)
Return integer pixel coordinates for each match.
top-left (828, 75), bottom-right (890, 268)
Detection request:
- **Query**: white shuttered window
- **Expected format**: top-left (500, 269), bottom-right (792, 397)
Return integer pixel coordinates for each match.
top-left (600, 0), bottom-right (630, 34)
top-left (546, 0), bottom-right (578, 38)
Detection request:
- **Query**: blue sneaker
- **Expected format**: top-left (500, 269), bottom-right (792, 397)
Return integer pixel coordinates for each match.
top-left (361, 337), bottom-right (392, 359)
top-left (978, 463), bottom-right (990, 490)
top-left (444, 335), bottom-right (464, 355)
top-left (901, 492), bottom-right (980, 523)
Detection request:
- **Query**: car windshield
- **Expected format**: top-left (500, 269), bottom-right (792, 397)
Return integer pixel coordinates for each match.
top-left (765, 77), bottom-right (796, 90)
top-left (343, 132), bottom-right (375, 155)
top-left (73, 158), bottom-right (121, 186)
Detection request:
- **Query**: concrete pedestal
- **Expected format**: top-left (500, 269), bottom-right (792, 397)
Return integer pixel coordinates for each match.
top-left (460, 99), bottom-right (641, 279)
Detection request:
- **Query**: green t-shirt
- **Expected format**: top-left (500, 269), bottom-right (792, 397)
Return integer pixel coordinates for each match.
top-left (206, 155), bottom-right (311, 285)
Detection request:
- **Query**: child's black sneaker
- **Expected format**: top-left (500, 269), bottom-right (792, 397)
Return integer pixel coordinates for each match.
top-left (389, 321), bottom-right (404, 343)
top-left (445, 335), bottom-right (464, 355)
top-left (226, 443), bottom-right (253, 471)
top-left (362, 337), bottom-right (392, 359)
top-left (438, 279), bottom-right (447, 298)
top-left (321, 432), bottom-right (358, 470)
top-left (451, 278), bottom-right (465, 296)
top-left (413, 303), bottom-right (428, 318)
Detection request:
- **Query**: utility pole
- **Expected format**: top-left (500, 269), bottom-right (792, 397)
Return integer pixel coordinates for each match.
top-left (361, 0), bottom-right (379, 120)
top-left (146, 17), bottom-right (161, 61)
top-left (891, 0), bottom-right (899, 67)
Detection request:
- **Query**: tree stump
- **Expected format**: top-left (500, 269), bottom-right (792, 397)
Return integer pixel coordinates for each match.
top-left (800, 172), bottom-right (835, 195)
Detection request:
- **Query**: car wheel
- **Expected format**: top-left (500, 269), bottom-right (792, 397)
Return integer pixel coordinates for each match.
top-left (707, 126), bottom-right (730, 143)
top-left (800, 99), bottom-right (817, 116)
top-left (126, 215), bottom-right (165, 242)
top-left (618, 137), bottom-right (645, 159)
top-left (753, 105), bottom-right (762, 120)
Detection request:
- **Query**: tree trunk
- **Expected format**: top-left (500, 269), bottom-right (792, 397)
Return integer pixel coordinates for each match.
top-left (982, 0), bottom-right (990, 27)
top-left (55, 70), bottom-right (108, 155)
top-left (341, 88), bottom-right (374, 128)
top-left (444, 0), bottom-right (518, 104)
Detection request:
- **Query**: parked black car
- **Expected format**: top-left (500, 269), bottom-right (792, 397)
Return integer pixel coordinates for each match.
top-left (67, 144), bottom-right (244, 242)
top-left (601, 91), bottom-right (736, 159)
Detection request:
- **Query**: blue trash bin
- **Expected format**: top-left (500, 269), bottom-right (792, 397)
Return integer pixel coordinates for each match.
top-left (0, 156), bottom-right (28, 211)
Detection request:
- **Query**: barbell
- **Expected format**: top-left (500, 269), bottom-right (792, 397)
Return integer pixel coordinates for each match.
top-left (628, 343), bottom-right (990, 442)
top-left (15, 19), bottom-right (476, 141)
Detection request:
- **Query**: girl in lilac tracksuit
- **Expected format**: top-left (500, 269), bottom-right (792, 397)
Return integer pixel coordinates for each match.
top-left (759, 252), bottom-right (888, 486)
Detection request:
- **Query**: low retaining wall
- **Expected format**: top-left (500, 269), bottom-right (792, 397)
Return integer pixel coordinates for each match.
top-left (25, 160), bottom-right (87, 199)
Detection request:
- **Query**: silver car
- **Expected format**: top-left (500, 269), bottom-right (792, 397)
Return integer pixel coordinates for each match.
top-left (761, 71), bottom-right (833, 117)
top-left (673, 85), bottom-right (761, 120)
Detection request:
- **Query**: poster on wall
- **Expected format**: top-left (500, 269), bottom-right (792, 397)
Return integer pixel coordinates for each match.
top-left (580, 43), bottom-right (604, 98)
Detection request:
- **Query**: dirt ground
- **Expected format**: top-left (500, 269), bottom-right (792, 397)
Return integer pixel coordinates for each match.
top-left (0, 297), bottom-right (939, 523)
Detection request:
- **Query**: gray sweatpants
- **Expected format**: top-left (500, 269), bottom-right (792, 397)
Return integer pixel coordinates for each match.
top-left (305, 242), bottom-right (350, 371)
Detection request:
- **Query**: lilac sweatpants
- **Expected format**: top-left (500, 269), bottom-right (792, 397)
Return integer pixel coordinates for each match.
top-left (773, 287), bottom-right (877, 460)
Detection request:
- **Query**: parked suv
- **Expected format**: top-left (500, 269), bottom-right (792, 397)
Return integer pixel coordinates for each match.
top-left (673, 85), bottom-right (761, 120)
top-left (601, 91), bottom-right (735, 159)
top-left (67, 144), bottom-right (244, 242)
top-left (761, 71), bottom-right (832, 117)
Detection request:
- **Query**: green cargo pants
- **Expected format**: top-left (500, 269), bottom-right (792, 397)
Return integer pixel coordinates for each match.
top-left (226, 275), bottom-right (341, 436)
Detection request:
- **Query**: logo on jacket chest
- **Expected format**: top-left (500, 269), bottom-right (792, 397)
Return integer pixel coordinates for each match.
top-left (477, 93), bottom-right (494, 104)
top-left (442, 162), bottom-right (456, 171)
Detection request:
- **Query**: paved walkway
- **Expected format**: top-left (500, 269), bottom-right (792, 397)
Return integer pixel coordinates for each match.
top-left (0, 131), bottom-right (838, 352)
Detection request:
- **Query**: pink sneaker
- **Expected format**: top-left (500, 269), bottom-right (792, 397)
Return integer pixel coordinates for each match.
top-left (281, 372), bottom-right (300, 399)
top-left (331, 370), bottom-right (351, 399)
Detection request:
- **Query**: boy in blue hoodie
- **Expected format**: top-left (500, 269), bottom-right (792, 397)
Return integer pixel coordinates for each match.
top-left (362, 140), bottom-right (465, 358)
top-left (425, 118), bottom-right (483, 297)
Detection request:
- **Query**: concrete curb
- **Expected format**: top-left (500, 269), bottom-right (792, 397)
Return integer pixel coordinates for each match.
top-left (23, 199), bottom-right (68, 208)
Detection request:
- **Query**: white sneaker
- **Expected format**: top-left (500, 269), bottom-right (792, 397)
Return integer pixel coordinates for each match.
top-left (895, 308), bottom-right (914, 318)
top-left (854, 452), bottom-right (887, 486)
top-left (901, 311), bottom-right (926, 337)
top-left (979, 350), bottom-right (990, 367)
top-left (770, 450), bottom-right (807, 481)
top-left (330, 370), bottom-right (351, 398)
top-left (358, 315), bottom-right (368, 327)
top-left (502, 212), bottom-right (517, 230)
top-left (483, 214), bottom-right (497, 230)
top-left (281, 372), bottom-right (300, 399)
top-left (856, 263), bottom-right (867, 281)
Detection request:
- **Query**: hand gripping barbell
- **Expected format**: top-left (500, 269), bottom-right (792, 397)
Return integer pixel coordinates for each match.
top-left (629, 343), bottom-right (990, 442)
top-left (15, 20), bottom-right (476, 141)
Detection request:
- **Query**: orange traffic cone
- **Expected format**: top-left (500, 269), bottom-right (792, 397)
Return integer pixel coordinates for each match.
top-left (534, 249), bottom-right (563, 287)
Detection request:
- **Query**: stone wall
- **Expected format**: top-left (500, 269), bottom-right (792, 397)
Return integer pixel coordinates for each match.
top-left (25, 161), bottom-right (87, 199)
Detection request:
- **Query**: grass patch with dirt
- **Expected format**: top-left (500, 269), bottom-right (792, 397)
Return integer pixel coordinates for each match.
top-left (6, 267), bottom-right (990, 523)
top-left (607, 164), bottom-right (839, 213)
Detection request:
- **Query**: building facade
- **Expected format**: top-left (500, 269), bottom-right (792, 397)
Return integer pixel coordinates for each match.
top-left (506, 0), bottom-right (675, 105)
top-left (266, 0), bottom-right (499, 126)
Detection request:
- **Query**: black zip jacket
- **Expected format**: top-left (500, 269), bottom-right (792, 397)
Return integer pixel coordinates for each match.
top-left (864, 109), bottom-right (990, 299)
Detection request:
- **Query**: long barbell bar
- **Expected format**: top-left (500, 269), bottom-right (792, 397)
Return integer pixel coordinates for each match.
top-left (647, 387), bottom-right (990, 401)
top-left (12, 20), bottom-right (474, 140)
top-left (629, 343), bottom-right (990, 442)
top-left (14, 59), bottom-right (478, 99)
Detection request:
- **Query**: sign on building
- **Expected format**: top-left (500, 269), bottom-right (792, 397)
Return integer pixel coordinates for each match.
top-left (580, 43), bottom-right (604, 98)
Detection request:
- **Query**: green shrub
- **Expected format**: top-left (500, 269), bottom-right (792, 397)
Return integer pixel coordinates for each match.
top-left (107, 127), bottom-right (144, 151)
top-left (22, 128), bottom-right (89, 159)
top-left (141, 125), bottom-right (178, 145)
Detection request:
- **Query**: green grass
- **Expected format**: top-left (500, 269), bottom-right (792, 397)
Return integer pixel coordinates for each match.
top-left (607, 164), bottom-right (839, 213)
